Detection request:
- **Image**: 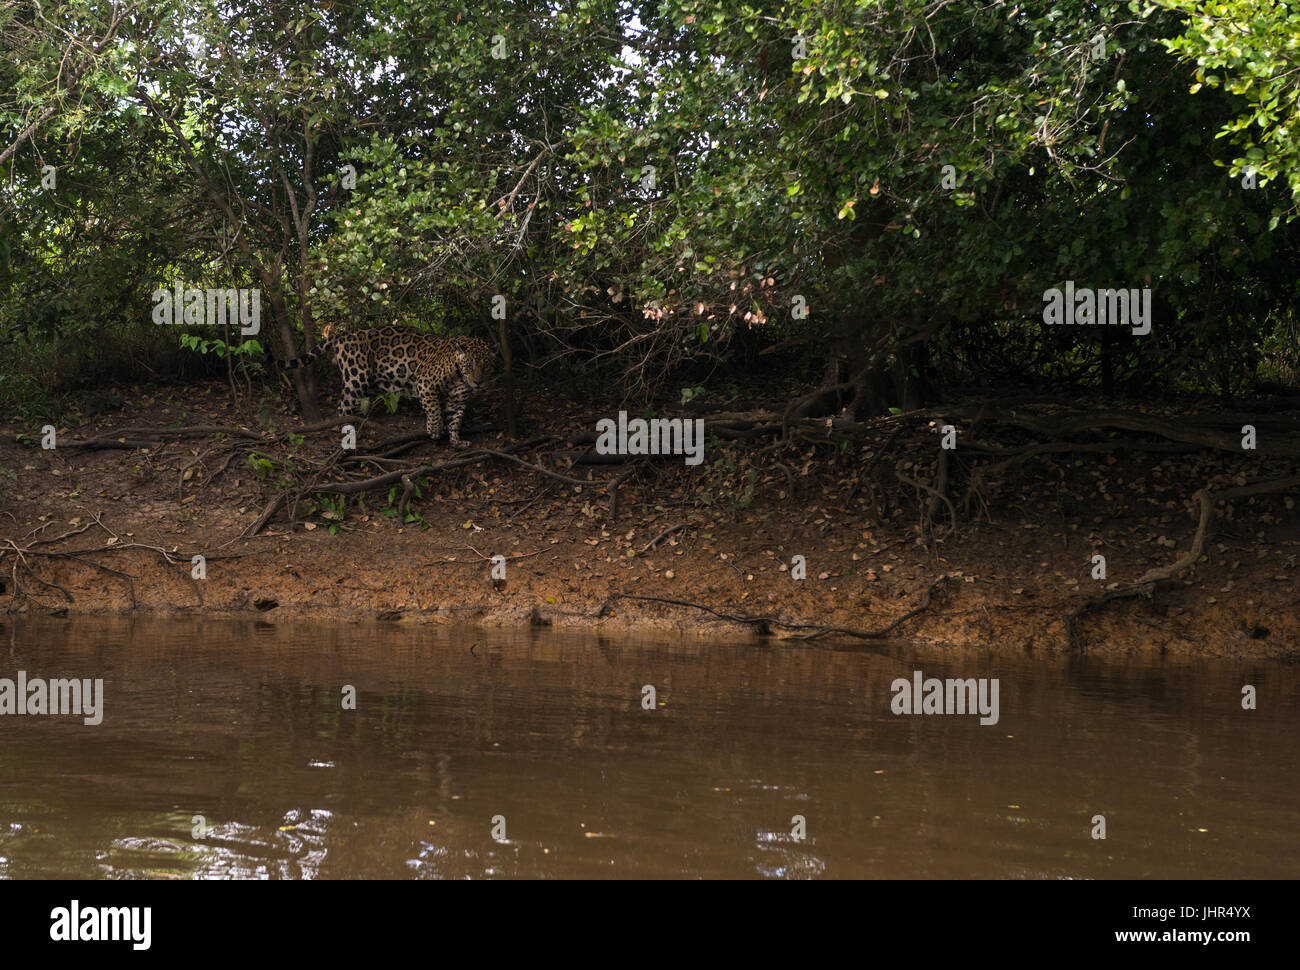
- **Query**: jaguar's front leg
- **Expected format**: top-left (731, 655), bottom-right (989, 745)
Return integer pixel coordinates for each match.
top-left (445, 384), bottom-right (470, 449)
top-left (418, 384), bottom-right (445, 440)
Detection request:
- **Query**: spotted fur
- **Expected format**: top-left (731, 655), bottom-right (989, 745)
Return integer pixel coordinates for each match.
top-left (268, 325), bottom-right (495, 447)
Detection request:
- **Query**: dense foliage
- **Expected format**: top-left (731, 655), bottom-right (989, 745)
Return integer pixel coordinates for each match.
top-left (2, 0), bottom-right (1298, 418)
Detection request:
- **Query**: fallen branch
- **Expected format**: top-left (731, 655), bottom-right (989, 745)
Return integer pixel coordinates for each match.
top-left (65, 438), bottom-right (162, 451)
top-left (242, 493), bottom-right (288, 538)
top-left (948, 406), bottom-right (1300, 458)
top-left (241, 438), bottom-right (557, 535)
top-left (639, 522), bottom-right (690, 555)
top-left (112, 424), bottom-right (264, 440)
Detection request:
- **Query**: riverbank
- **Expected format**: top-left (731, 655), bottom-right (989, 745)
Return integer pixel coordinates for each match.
top-left (2, 379), bottom-right (1296, 659)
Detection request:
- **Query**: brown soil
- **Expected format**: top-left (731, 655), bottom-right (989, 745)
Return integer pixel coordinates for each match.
top-left (1, 380), bottom-right (1297, 659)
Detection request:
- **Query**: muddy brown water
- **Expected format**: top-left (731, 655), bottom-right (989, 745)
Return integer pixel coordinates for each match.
top-left (0, 617), bottom-right (1295, 879)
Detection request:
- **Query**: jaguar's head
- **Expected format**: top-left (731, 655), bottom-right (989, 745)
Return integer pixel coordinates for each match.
top-left (455, 338), bottom-right (496, 390)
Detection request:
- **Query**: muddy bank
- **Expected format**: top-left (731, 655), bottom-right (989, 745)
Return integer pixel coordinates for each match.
top-left (1, 380), bottom-right (1297, 659)
top-left (1, 523), bottom-right (1293, 660)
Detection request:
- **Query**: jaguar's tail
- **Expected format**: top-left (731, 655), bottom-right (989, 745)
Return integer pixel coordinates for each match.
top-left (264, 323), bottom-right (337, 370)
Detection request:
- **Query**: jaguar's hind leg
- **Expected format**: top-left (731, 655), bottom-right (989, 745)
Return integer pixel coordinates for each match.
top-left (338, 378), bottom-right (364, 417)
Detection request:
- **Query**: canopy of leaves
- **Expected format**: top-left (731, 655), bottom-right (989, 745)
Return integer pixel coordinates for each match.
top-left (2, 0), bottom-right (1297, 409)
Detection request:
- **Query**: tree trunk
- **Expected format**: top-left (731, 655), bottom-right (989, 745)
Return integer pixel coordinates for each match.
top-left (499, 315), bottom-right (516, 437)
top-left (894, 340), bottom-right (931, 411)
top-left (1100, 327), bottom-right (1114, 397)
top-left (269, 289), bottom-right (321, 421)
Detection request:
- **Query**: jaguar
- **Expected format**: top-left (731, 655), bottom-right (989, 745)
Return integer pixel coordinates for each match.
top-left (268, 324), bottom-right (496, 448)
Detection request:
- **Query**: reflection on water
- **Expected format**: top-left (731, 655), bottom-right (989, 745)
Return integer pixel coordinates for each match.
top-left (0, 617), bottom-right (1296, 879)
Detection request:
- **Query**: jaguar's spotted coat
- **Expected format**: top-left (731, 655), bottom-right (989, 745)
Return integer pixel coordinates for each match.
top-left (269, 324), bottom-right (496, 447)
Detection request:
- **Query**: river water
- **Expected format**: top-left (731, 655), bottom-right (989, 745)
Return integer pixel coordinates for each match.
top-left (0, 617), bottom-right (1295, 878)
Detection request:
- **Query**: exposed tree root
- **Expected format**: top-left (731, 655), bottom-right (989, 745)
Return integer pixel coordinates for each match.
top-left (595, 576), bottom-right (949, 641)
top-left (0, 516), bottom-right (232, 612)
top-left (895, 465), bottom-right (957, 539)
top-left (60, 402), bottom-right (1300, 627)
top-left (1065, 474), bottom-right (1300, 648)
